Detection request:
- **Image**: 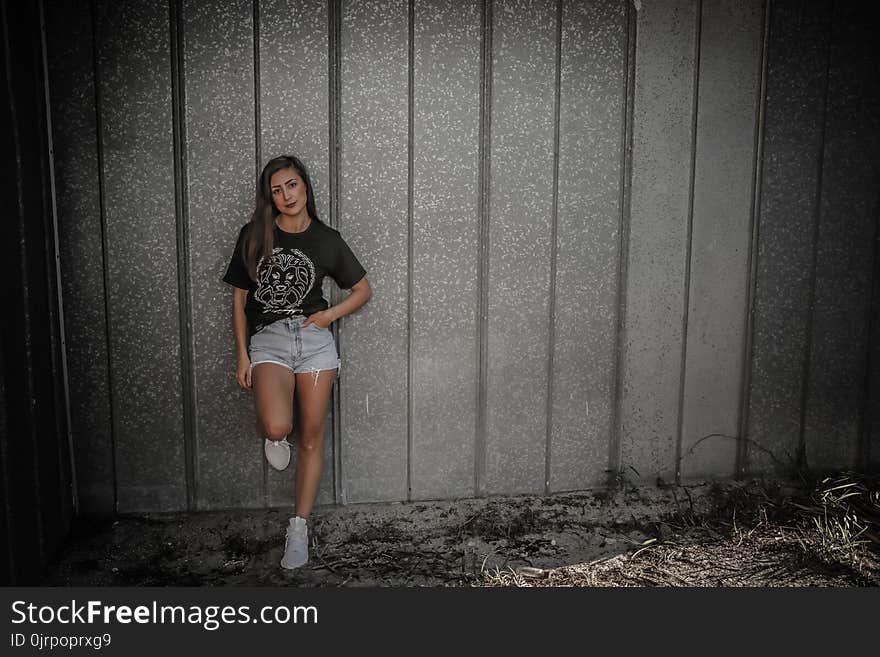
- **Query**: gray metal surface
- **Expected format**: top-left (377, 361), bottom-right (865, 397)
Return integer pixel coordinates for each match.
top-left (484, 0), bottom-right (558, 495)
top-left (182, 0), bottom-right (262, 509)
top-left (259, 0), bottom-right (335, 508)
top-left (619, 0), bottom-right (698, 484)
top-left (745, 0), bottom-right (831, 474)
top-left (46, 0), bottom-right (115, 514)
top-left (40, 0), bottom-right (880, 515)
top-left (338, 0), bottom-right (409, 502)
top-left (2, 0), bottom-right (74, 583)
top-left (550, 0), bottom-right (628, 492)
top-left (410, 0), bottom-right (481, 500)
top-left (96, 0), bottom-right (186, 511)
top-left (679, 0), bottom-right (763, 479)
top-left (803, 3), bottom-right (877, 471)
top-left (39, 0), bottom-right (77, 542)
top-left (260, 0), bottom-right (330, 201)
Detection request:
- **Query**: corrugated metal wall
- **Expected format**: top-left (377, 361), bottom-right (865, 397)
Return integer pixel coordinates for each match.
top-left (38, 0), bottom-right (880, 516)
top-left (747, 0), bottom-right (879, 475)
top-left (1, 0), bottom-right (75, 584)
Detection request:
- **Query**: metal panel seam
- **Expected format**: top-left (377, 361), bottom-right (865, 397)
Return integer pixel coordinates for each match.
top-left (405, 0), bottom-right (414, 502)
top-left (252, 0), bottom-right (269, 504)
top-left (5, 0), bottom-right (49, 569)
top-left (609, 0), bottom-right (636, 483)
top-left (38, 0), bottom-right (78, 514)
top-left (737, 0), bottom-right (771, 477)
top-left (674, 0), bottom-right (702, 484)
top-left (252, 0), bottom-right (263, 179)
top-left (328, 0), bottom-right (343, 503)
top-left (169, 0), bottom-right (197, 511)
top-left (475, 0), bottom-right (493, 498)
top-left (544, 0), bottom-right (562, 495)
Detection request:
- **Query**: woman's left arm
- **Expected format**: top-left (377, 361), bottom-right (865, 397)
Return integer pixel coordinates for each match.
top-left (303, 276), bottom-right (372, 329)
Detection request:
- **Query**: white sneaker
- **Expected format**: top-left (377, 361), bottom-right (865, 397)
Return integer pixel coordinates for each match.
top-left (264, 438), bottom-right (291, 471)
top-left (281, 516), bottom-right (309, 569)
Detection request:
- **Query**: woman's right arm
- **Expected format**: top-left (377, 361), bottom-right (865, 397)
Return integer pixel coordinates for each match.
top-left (232, 287), bottom-right (251, 389)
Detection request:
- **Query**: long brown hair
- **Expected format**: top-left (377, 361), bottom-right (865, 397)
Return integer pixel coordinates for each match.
top-left (242, 155), bottom-right (321, 280)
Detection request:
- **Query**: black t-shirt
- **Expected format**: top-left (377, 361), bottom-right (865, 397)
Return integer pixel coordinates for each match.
top-left (222, 220), bottom-right (366, 337)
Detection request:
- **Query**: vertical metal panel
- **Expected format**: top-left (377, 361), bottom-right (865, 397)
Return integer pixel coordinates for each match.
top-left (484, 0), bottom-right (557, 495)
top-left (618, 0), bottom-right (698, 483)
top-left (804, 3), bottom-right (878, 471)
top-left (96, 0), bottom-right (186, 511)
top-left (339, 0), bottom-right (409, 502)
top-left (260, 0), bottom-right (330, 212)
top-left (170, 0), bottom-right (197, 512)
top-left (45, 0), bottom-right (114, 514)
top-left (745, 0), bottom-right (830, 474)
top-left (410, 0), bottom-right (481, 500)
top-left (679, 0), bottom-right (763, 479)
top-left (2, 0), bottom-right (70, 581)
top-left (182, 0), bottom-right (260, 509)
top-left (550, 0), bottom-right (627, 492)
top-left (40, 0), bottom-right (880, 513)
top-left (475, 0), bottom-right (492, 497)
top-left (328, 0), bottom-right (343, 503)
top-left (1, 3), bottom-right (39, 583)
top-left (32, 0), bottom-right (68, 557)
top-left (40, 0), bottom-right (76, 532)
top-left (260, 0), bottom-right (335, 507)
top-left (734, 0), bottom-right (770, 478)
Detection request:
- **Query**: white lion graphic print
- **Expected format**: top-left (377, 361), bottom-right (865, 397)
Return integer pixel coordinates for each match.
top-left (254, 247), bottom-right (316, 314)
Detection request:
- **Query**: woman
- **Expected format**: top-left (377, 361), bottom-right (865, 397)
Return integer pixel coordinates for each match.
top-left (223, 155), bottom-right (371, 570)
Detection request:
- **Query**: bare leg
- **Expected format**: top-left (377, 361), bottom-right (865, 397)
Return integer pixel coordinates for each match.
top-left (252, 363), bottom-right (295, 440)
top-left (293, 369), bottom-right (336, 519)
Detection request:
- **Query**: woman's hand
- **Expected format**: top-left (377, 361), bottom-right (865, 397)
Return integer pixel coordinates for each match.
top-left (236, 356), bottom-right (252, 389)
top-left (302, 310), bottom-right (335, 329)
top-left (302, 277), bottom-right (371, 330)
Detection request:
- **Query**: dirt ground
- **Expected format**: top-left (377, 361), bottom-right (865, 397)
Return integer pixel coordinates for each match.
top-left (44, 476), bottom-right (880, 587)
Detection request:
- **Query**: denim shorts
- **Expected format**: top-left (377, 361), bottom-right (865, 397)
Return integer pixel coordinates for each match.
top-left (248, 316), bottom-right (340, 377)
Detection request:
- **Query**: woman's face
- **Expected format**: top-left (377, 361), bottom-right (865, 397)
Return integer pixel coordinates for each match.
top-left (269, 168), bottom-right (308, 218)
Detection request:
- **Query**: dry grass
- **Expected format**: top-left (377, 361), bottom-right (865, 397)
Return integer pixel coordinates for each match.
top-left (480, 472), bottom-right (880, 587)
top-left (45, 472), bottom-right (880, 587)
